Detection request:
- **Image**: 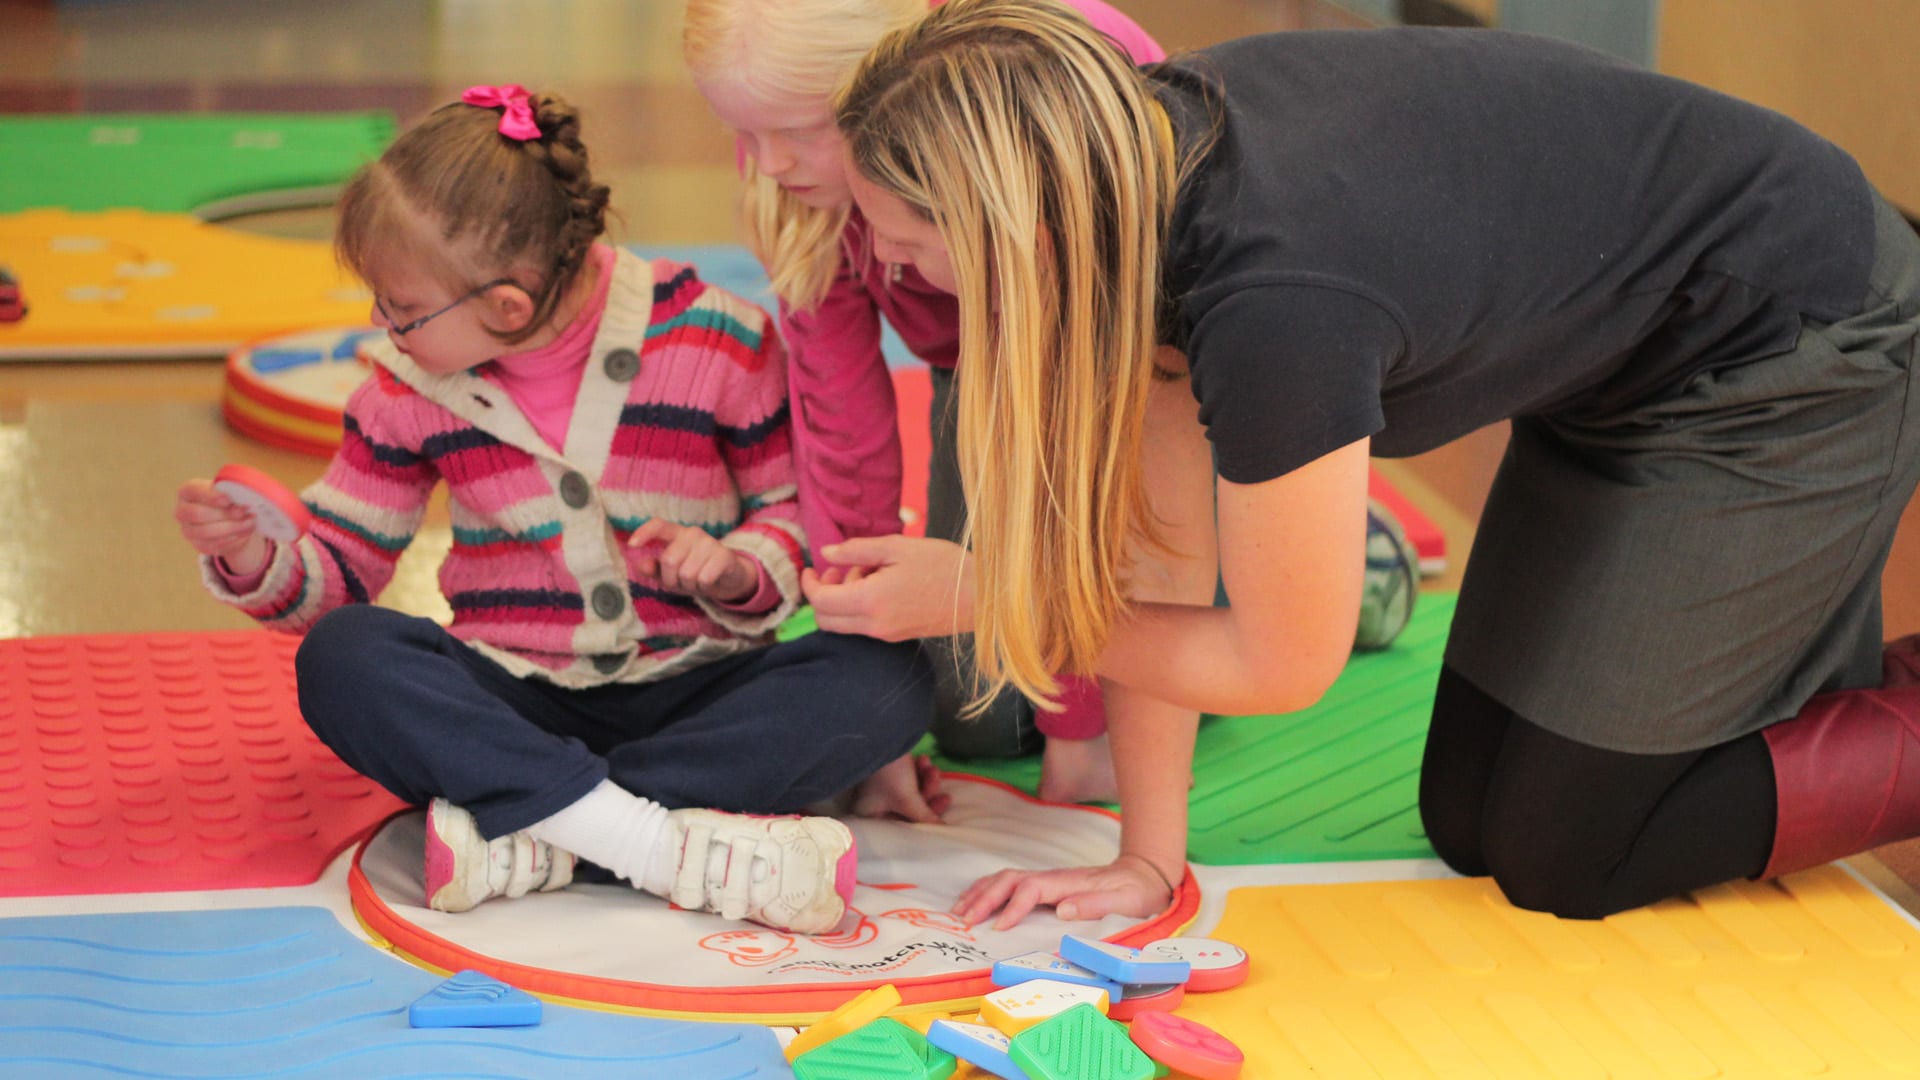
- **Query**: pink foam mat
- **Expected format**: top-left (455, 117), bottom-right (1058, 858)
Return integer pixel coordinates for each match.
top-left (0, 629), bottom-right (405, 896)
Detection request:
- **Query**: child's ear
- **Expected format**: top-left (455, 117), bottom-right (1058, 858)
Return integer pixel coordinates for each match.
top-left (482, 281), bottom-right (537, 334)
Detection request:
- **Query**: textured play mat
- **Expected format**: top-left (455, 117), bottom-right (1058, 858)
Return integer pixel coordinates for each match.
top-left (350, 776), bottom-right (1198, 1024)
top-left (0, 208), bottom-right (369, 359)
top-left (6, 605), bottom-right (1920, 1074)
top-left (0, 630), bottom-right (404, 896)
top-left (0, 112), bottom-right (394, 218)
top-left (926, 592), bottom-right (1456, 866)
top-left (1176, 865), bottom-right (1920, 1077)
top-left (0, 906), bottom-right (789, 1076)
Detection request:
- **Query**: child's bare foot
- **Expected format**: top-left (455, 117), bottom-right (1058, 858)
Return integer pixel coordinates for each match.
top-left (849, 752), bottom-right (951, 823)
top-left (1037, 734), bottom-right (1122, 804)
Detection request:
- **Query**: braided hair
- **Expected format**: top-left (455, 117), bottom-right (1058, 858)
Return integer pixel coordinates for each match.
top-left (336, 89), bottom-right (612, 345)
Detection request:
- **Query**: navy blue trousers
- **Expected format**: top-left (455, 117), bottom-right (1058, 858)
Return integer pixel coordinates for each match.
top-left (295, 606), bottom-right (934, 840)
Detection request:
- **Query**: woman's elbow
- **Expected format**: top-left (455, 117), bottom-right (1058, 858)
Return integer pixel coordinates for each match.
top-left (1223, 644), bottom-right (1347, 717)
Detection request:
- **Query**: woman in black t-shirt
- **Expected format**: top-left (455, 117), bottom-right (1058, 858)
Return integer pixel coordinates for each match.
top-left (811, 0), bottom-right (1920, 928)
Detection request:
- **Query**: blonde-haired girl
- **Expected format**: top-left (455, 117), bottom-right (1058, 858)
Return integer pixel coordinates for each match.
top-left (838, 0), bottom-right (1920, 928)
top-left (176, 86), bottom-right (934, 935)
top-left (683, 0), bottom-right (1177, 810)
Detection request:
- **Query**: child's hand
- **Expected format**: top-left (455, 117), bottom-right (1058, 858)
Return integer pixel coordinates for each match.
top-left (174, 479), bottom-right (273, 574)
top-left (627, 519), bottom-right (757, 602)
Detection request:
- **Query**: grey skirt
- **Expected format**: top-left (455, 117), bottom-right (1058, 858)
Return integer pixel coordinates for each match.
top-left (1447, 196), bottom-right (1920, 752)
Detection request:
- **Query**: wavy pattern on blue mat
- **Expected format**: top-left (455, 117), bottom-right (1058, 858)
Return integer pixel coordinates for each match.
top-left (0, 906), bottom-right (787, 1078)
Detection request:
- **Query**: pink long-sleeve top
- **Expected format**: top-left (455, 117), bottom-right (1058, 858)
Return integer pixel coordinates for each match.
top-left (785, 0), bottom-right (1167, 560)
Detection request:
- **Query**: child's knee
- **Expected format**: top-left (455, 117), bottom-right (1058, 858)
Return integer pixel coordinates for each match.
top-left (295, 605), bottom-right (397, 680)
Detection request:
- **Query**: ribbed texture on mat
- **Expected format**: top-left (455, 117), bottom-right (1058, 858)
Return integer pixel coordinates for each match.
top-left (907, 592), bottom-right (1456, 865)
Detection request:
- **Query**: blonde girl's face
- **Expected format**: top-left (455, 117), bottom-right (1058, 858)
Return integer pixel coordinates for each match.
top-left (848, 168), bottom-right (957, 295)
top-left (696, 76), bottom-right (852, 210)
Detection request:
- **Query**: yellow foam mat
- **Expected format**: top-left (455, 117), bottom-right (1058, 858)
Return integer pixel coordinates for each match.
top-left (1176, 866), bottom-right (1920, 1078)
top-left (0, 208), bottom-right (368, 359)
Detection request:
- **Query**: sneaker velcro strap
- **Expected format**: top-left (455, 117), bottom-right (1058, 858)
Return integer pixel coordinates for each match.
top-left (500, 832), bottom-right (544, 900)
top-left (716, 834), bottom-right (761, 921)
top-left (670, 821), bottom-right (717, 911)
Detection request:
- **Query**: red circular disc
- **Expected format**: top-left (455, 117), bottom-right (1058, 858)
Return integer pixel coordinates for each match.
top-left (213, 464), bottom-right (312, 542)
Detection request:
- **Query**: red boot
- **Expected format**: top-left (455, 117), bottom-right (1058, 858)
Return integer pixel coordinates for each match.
top-left (1885, 634), bottom-right (1920, 687)
top-left (1761, 684), bottom-right (1920, 879)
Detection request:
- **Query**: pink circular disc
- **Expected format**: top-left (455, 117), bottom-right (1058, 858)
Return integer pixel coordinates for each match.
top-left (1129, 1010), bottom-right (1244, 1080)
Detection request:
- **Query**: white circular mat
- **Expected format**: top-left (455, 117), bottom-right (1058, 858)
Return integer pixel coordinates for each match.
top-left (349, 775), bottom-right (1198, 1023)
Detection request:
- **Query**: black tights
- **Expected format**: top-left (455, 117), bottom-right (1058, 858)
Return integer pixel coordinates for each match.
top-left (1420, 665), bottom-right (1778, 919)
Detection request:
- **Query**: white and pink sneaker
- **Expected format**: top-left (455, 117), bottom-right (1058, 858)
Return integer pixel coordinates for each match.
top-left (424, 798), bottom-right (576, 913)
top-left (656, 808), bottom-right (857, 934)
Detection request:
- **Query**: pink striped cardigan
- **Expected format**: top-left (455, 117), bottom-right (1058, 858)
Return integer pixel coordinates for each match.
top-left (202, 250), bottom-right (806, 688)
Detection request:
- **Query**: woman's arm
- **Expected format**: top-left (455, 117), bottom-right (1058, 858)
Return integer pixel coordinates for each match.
top-left (1097, 435), bottom-right (1372, 715)
top-left (954, 367), bottom-right (1217, 927)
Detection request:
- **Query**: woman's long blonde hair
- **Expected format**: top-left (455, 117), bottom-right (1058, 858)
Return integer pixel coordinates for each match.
top-left (682, 0), bottom-right (924, 310)
top-left (838, 0), bottom-right (1182, 708)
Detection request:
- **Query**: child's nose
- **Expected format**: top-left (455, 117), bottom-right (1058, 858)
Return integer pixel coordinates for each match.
top-left (758, 138), bottom-right (795, 177)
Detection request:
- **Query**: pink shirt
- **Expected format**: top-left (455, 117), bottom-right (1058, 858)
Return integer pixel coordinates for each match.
top-left (484, 243), bottom-right (617, 452)
top-left (786, 0), bottom-right (1166, 562)
top-left (486, 243), bottom-right (779, 614)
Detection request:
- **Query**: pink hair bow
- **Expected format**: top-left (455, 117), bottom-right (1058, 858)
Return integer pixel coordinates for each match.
top-left (462, 84), bottom-right (540, 141)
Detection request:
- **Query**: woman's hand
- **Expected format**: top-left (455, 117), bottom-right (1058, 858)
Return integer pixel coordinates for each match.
top-left (628, 519), bottom-right (758, 602)
top-left (174, 478), bottom-right (272, 574)
top-left (952, 853), bottom-right (1176, 931)
top-left (800, 535), bottom-right (971, 640)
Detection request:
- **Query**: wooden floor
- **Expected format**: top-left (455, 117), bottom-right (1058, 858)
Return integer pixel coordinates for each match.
top-left (2, 0), bottom-right (1918, 903)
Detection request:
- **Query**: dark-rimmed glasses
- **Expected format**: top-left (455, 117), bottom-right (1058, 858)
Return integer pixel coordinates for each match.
top-left (375, 277), bottom-right (516, 336)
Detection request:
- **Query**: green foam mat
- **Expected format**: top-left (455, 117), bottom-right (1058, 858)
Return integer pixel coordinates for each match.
top-left (1179, 591), bottom-right (1449, 864)
top-left (0, 112), bottom-right (394, 218)
top-left (777, 593), bottom-right (1453, 865)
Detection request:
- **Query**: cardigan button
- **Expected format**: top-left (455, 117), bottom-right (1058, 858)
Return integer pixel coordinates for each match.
top-left (590, 582), bottom-right (626, 620)
top-left (559, 471), bottom-right (592, 509)
top-left (603, 348), bottom-right (640, 382)
top-left (592, 652), bottom-right (626, 675)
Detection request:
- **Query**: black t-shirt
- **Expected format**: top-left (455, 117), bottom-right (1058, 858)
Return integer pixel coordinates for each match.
top-left (1152, 28), bottom-right (1874, 484)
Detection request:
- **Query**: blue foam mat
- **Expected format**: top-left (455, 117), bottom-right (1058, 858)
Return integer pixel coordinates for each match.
top-left (628, 244), bottom-right (918, 369)
top-left (0, 906), bottom-right (788, 1078)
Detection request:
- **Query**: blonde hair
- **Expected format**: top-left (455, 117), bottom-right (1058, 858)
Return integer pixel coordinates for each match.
top-left (838, 0), bottom-right (1184, 708)
top-left (335, 90), bottom-right (610, 346)
top-left (682, 0), bottom-right (923, 310)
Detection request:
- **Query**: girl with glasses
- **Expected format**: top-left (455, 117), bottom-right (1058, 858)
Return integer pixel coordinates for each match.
top-left (172, 85), bottom-right (933, 935)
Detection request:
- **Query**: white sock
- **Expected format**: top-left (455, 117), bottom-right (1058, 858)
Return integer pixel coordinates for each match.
top-left (525, 780), bottom-right (669, 891)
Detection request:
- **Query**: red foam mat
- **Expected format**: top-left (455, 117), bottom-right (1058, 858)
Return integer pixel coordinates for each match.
top-left (0, 630), bottom-right (406, 896)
